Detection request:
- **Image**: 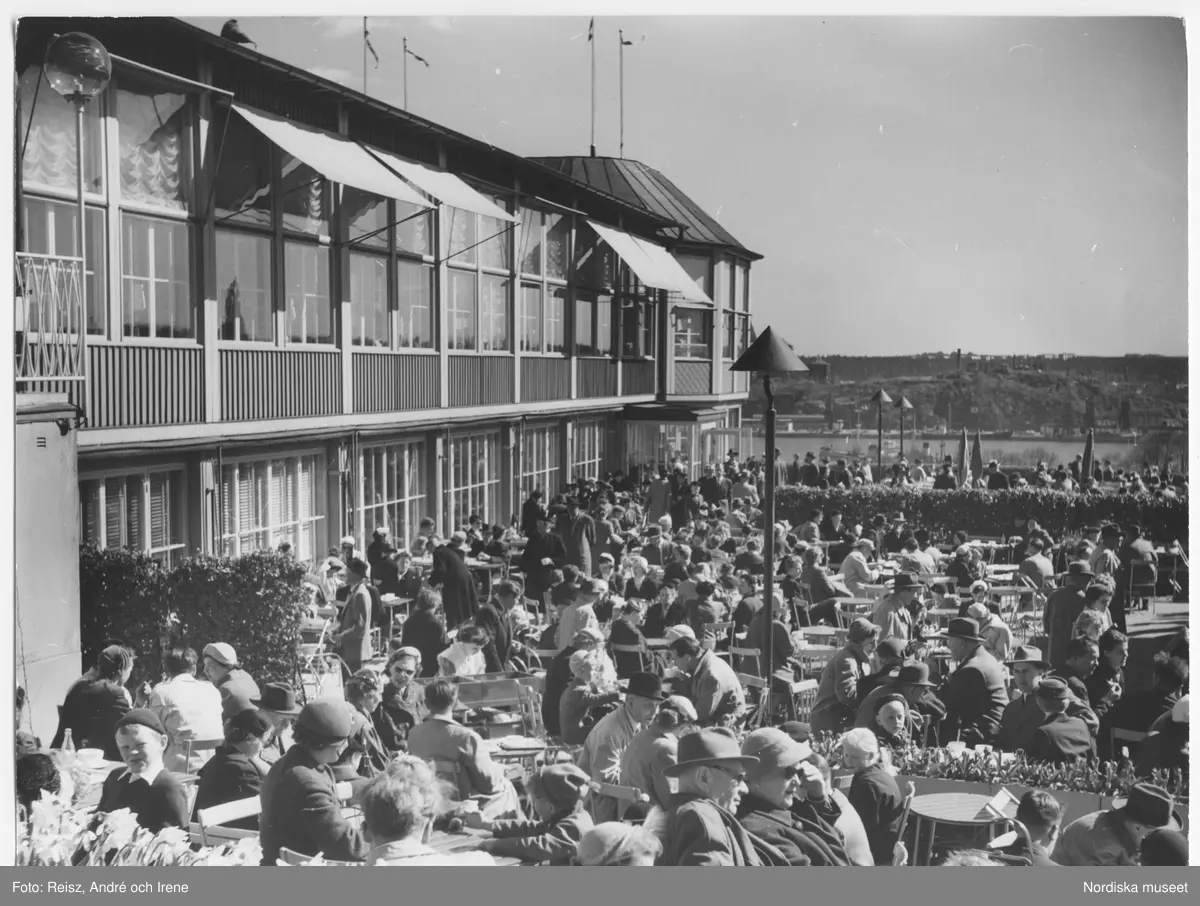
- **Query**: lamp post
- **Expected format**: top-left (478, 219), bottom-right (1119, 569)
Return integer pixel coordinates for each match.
top-left (894, 394), bottom-right (913, 461)
top-left (731, 326), bottom-right (806, 721)
top-left (870, 389), bottom-right (892, 481)
top-left (44, 33), bottom-right (111, 330)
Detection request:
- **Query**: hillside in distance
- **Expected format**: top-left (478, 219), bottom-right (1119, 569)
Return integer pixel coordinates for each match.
top-left (744, 354), bottom-right (1188, 434)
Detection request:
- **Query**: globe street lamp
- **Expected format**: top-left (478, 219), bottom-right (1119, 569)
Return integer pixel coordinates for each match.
top-left (44, 32), bottom-right (112, 323)
top-left (731, 326), bottom-right (806, 719)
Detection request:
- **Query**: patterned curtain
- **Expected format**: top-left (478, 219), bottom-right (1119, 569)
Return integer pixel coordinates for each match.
top-left (119, 109), bottom-right (185, 209)
top-left (20, 67), bottom-right (103, 193)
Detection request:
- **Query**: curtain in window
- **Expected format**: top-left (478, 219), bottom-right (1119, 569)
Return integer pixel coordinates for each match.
top-left (19, 67), bottom-right (104, 193)
top-left (118, 87), bottom-right (187, 209)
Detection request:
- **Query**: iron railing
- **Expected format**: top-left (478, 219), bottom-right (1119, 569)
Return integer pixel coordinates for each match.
top-left (15, 252), bottom-right (87, 381)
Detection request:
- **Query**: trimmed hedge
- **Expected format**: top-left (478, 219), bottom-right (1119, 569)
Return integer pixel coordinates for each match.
top-left (79, 547), bottom-right (309, 689)
top-left (774, 486), bottom-right (1188, 545)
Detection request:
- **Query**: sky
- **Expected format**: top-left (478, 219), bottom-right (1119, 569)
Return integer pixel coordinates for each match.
top-left (180, 14), bottom-right (1188, 357)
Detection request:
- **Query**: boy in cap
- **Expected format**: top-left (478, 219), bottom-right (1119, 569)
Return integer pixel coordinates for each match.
top-left (97, 709), bottom-right (189, 832)
top-left (468, 763), bottom-right (594, 864)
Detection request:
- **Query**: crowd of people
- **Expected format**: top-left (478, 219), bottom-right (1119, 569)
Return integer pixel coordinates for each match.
top-left (15, 450), bottom-right (1190, 867)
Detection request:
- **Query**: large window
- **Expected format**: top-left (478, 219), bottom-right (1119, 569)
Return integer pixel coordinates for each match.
top-left (677, 254), bottom-right (711, 297)
top-left (575, 420), bottom-right (604, 480)
top-left (221, 454), bottom-right (325, 559)
top-left (284, 242), bottom-right (332, 344)
top-left (397, 259), bottom-right (434, 348)
top-left (217, 230), bottom-right (272, 342)
top-left (481, 275), bottom-right (510, 351)
top-left (521, 425), bottom-right (562, 498)
top-left (448, 269), bottom-right (477, 350)
top-left (448, 432), bottom-right (501, 532)
top-left (445, 198), bottom-right (513, 354)
top-left (19, 65), bottom-right (105, 196)
top-left (349, 252), bottom-right (389, 347)
top-left (574, 290), bottom-right (613, 357)
top-left (121, 214), bottom-right (193, 338)
top-left (80, 469), bottom-right (187, 568)
top-left (21, 198), bottom-right (107, 334)
top-left (674, 309), bottom-right (712, 359)
top-left (116, 74), bottom-right (191, 212)
top-left (360, 440), bottom-right (428, 548)
top-left (517, 205), bottom-right (567, 354)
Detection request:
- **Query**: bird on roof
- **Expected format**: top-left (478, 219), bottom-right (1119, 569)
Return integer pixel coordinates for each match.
top-left (221, 19), bottom-right (257, 48)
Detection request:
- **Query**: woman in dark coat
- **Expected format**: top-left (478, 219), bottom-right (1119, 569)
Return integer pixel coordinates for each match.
top-left (373, 648), bottom-right (427, 753)
top-left (400, 589), bottom-right (451, 678)
top-left (194, 709), bottom-right (273, 829)
top-left (608, 599), bottom-right (659, 678)
top-left (430, 534), bottom-right (479, 629)
top-left (52, 645), bottom-right (133, 761)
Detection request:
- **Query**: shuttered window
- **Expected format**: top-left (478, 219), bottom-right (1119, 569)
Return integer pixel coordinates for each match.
top-left (79, 469), bottom-right (187, 567)
top-left (219, 454), bottom-right (325, 560)
top-left (359, 440), bottom-right (428, 549)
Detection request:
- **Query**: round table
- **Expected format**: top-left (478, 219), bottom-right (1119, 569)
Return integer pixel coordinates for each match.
top-left (908, 793), bottom-right (1009, 865)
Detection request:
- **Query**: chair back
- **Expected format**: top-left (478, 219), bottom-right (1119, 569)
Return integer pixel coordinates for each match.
top-left (702, 621), bottom-right (736, 658)
top-left (786, 678), bottom-right (819, 722)
top-left (454, 678), bottom-right (524, 710)
top-left (610, 643), bottom-right (648, 674)
top-left (195, 795), bottom-right (261, 848)
top-left (278, 847), bottom-right (360, 866)
top-left (181, 736), bottom-right (224, 771)
top-left (430, 757), bottom-right (472, 802)
top-left (731, 646), bottom-right (762, 676)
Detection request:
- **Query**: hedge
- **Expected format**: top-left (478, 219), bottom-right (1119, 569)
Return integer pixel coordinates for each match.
top-left (773, 486), bottom-right (1188, 546)
top-left (78, 547), bottom-right (309, 690)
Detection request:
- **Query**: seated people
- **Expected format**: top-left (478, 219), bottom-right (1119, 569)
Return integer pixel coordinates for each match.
top-left (97, 709), bottom-right (190, 832)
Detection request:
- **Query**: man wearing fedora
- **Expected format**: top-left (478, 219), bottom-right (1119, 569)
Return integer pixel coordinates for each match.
top-left (735, 728), bottom-right (849, 866)
top-left (934, 617), bottom-right (1009, 748)
top-left (1053, 782), bottom-right (1184, 866)
top-left (810, 618), bottom-right (879, 738)
top-left (1042, 561), bottom-right (1093, 670)
top-left (1027, 677), bottom-right (1096, 764)
top-left (667, 635), bottom-right (746, 729)
top-left (856, 639), bottom-right (907, 701)
top-left (253, 682), bottom-right (303, 763)
top-left (577, 672), bottom-right (664, 823)
top-left (260, 700), bottom-right (368, 865)
top-left (660, 728), bottom-right (788, 866)
top-left (521, 509), bottom-right (569, 604)
top-left (871, 572), bottom-right (919, 644)
top-left (882, 513), bottom-right (908, 556)
top-left (998, 646), bottom-right (1053, 753)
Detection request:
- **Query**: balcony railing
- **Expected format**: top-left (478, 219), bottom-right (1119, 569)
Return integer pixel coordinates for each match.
top-left (15, 252), bottom-right (87, 382)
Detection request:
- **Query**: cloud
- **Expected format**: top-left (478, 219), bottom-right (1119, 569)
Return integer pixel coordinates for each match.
top-left (427, 16), bottom-right (453, 32)
top-left (306, 65), bottom-right (354, 85)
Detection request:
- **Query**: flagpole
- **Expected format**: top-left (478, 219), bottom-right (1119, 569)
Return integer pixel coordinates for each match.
top-left (363, 17), bottom-right (368, 95)
top-left (590, 23), bottom-right (596, 157)
top-left (403, 37), bottom-right (409, 110)
top-left (619, 29), bottom-right (625, 159)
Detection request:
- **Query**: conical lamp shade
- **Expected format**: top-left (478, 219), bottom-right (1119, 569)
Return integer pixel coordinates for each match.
top-left (871, 388), bottom-right (893, 405)
top-left (730, 325), bottom-right (808, 374)
top-left (894, 394), bottom-right (914, 410)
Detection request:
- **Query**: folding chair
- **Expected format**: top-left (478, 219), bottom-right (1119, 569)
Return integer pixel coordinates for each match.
top-left (784, 678), bottom-right (819, 723)
top-left (193, 795), bottom-right (261, 847)
top-left (430, 757), bottom-right (492, 806)
top-left (181, 736), bottom-right (224, 772)
top-left (610, 643), bottom-right (649, 674)
top-left (702, 621), bottom-right (736, 661)
top-left (1127, 563), bottom-right (1159, 616)
top-left (730, 645), bottom-right (761, 676)
top-left (278, 847), bottom-right (360, 866)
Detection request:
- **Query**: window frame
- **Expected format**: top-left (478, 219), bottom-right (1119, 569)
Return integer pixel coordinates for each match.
top-left (519, 424), bottom-right (562, 499)
top-left (514, 202), bottom-right (568, 357)
top-left (573, 419), bottom-right (604, 481)
top-left (446, 431), bottom-right (502, 533)
top-left (219, 451), bottom-right (327, 560)
top-left (673, 307), bottom-right (713, 361)
top-left (79, 465), bottom-right (189, 567)
top-left (358, 439), bottom-right (429, 547)
top-left (444, 193), bottom-right (514, 355)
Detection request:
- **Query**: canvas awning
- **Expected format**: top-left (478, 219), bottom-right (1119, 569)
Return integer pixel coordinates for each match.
top-left (365, 147), bottom-right (516, 222)
top-left (232, 104), bottom-right (432, 209)
top-left (588, 221), bottom-right (714, 306)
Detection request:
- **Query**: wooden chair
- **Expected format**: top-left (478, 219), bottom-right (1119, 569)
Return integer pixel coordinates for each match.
top-left (610, 643), bottom-right (649, 674)
top-left (702, 621), bottom-right (736, 661)
top-left (731, 645), bottom-right (761, 676)
top-left (430, 757), bottom-right (491, 806)
top-left (1127, 562), bottom-right (1159, 616)
top-left (589, 781), bottom-right (649, 821)
top-left (194, 795), bottom-right (261, 848)
top-left (515, 683), bottom-right (546, 739)
top-left (181, 736), bottom-right (224, 771)
top-left (278, 847), bottom-right (360, 866)
top-left (785, 678), bottom-right (819, 723)
top-left (1111, 727), bottom-right (1147, 760)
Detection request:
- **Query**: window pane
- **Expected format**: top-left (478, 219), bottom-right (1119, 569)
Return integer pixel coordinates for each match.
top-left (21, 199), bottom-right (107, 334)
top-left (677, 254), bottom-right (711, 296)
top-left (576, 225), bottom-right (614, 290)
top-left (722, 310), bottom-right (736, 359)
top-left (116, 73), bottom-right (190, 211)
top-left (280, 154), bottom-right (329, 235)
top-left (595, 295), bottom-right (612, 355)
top-left (740, 266), bottom-right (750, 312)
top-left (575, 291), bottom-right (595, 356)
top-left (349, 252), bottom-right (389, 347)
top-left (345, 189), bottom-right (389, 251)
top-left (545, 212), bottom-right (569, 281)
top-left (396, 201), bottom-right (432, 256)
top-left (481, 275), bottom-right (510, 351)
top-left (285, 242), bottom-right (332, 344)
top-left (673, 309), bottom-right (710, 359)
top-left (446, 207), bottom-right (476, 263)
top-left (546, 287), bottom-right (566, 353)
top-left (641, 300), bottom-right (654, 358)
top-left (213, 111), bottom-right (272, 228)
top-left (217, 229), bottom-right (272, 342)
top-left (519, 208), bottom-right (543, 275)
top-left (19, 65), bottom-right (104, 194)
top-left (480, 196), bottom-right (510, 270)
top-left (121, 214), bottom-right (193, 338)
top-left (520, 283), bottom-right (542, 352)
top-left (396, 259), bottom-right (434, 349)
top-left (448, 269), bottom-right (477, 351)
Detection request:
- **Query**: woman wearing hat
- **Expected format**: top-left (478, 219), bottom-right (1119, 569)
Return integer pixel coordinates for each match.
top-left (194, 708), bottom-right (274, 828)
top-left (335, 670), bottom-right (391, 782)
top-left (53, 645), bottom-right (134, 761)
top-left (466, 763), bottom-right (595, 864)
top-left (1053, 782), bottom-right (1184, 866)
top-left (96, 709), bottom-right (190, 832)
top-left (810, 618), bottom-right (879, 739)
top-left (559, 650), bottom-right (623, 746)
top-left (260, 700), bottom-right (369, 864)
top-left (374, 648), bottom-right (427, 753)
top-left (400, 589), bottom-right (451, 679)
top-left (619, 695), bottom-right (697, 811)
top-left (966, 601), bottom-right (1014, 666)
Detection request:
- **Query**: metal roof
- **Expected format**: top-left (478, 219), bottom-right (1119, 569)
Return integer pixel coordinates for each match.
top-left (531, 157), bottom-right (761, 259)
